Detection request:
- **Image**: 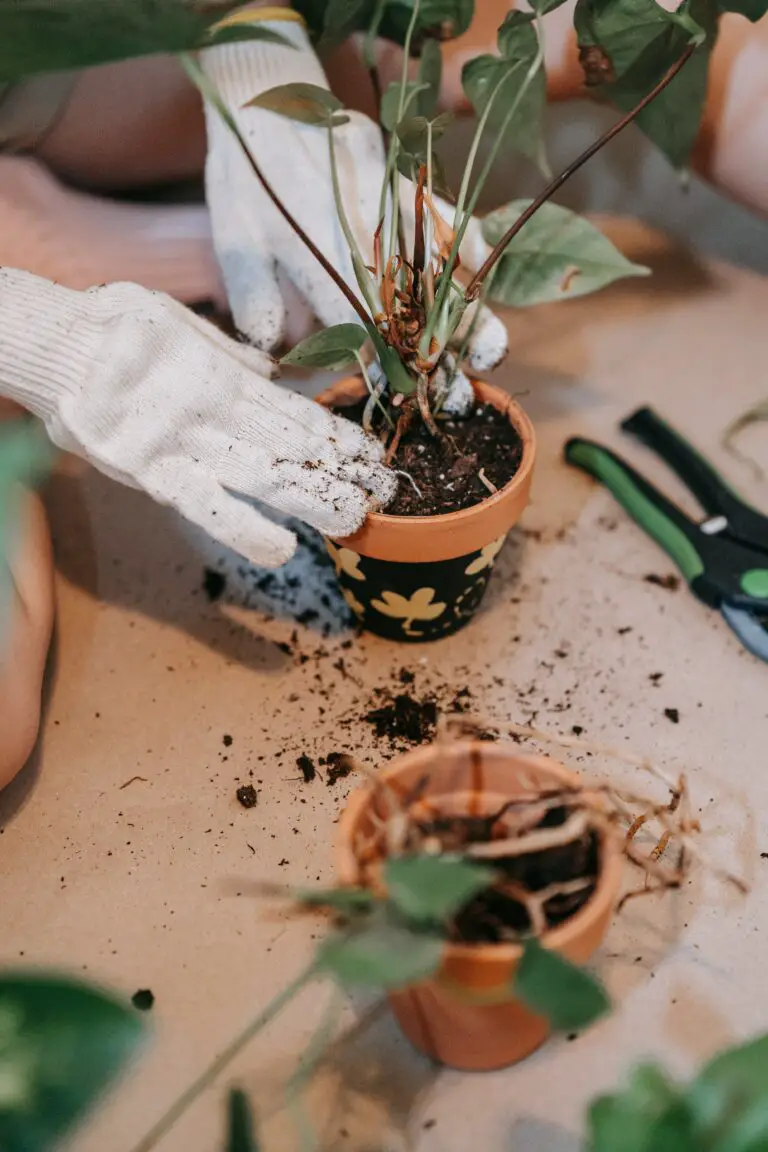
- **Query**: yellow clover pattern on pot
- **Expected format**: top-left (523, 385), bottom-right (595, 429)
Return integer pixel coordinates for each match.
top-left (464, 534), bottom-right (506, 576)
top-left (326, 540), bottom-right (365, 582)
top-left (341, 587), bottom-right (365, 617)
top-left (370, 588), bottom-right (447, 637)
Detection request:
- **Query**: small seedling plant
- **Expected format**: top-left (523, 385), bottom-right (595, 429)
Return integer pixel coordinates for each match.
top-left (192, 0), bottom-right (767, 484)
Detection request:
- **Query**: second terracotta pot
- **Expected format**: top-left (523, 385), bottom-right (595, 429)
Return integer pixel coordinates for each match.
top-left (338, 740), bottom-right (622, 1071)
top-left (317, 378), bottom-right (536, 642)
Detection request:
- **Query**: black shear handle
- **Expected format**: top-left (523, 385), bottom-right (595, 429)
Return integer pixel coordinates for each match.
top-left (621, 407), bottom-right (738, 518)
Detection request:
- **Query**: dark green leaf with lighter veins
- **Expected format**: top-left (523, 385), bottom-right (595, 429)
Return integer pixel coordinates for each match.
top-left (384, 855), bottom-right (494, 924)
top-left (461, 13), bottom-right (546, 170)
top-left (482, 200), bottom-right (649, 307)
top-left (513, 938), bottom-right (611, 1031)
top-left (245, 82), bottom-right (346, 126)
top-left (686, 1033), bottom-right (768, 1145)
top-left (317, 913), bottom-right (443, 989)
top-left (573, 0), bottom-right (713, 168)
top-left (0, 0), bottom-right (289, 82)
top-left (531, 0), bottom-right (571, 11)
top-left (280, 324), bottom-right (368, 370)
top-left (0, 975), bottom-right (144, 1152)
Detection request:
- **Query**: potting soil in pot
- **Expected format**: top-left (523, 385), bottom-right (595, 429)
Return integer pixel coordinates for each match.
top-left (336, 398), bottom-right (524, 516)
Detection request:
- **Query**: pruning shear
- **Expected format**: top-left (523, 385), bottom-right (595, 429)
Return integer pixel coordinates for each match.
top-left (564, 406), bottom-right (768, 662)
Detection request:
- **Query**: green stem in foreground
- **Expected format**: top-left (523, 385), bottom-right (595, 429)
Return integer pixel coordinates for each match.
top-left (466, 43), bottom-right (698, 300)
top-left (131, 963), bottom-right (318, 1152)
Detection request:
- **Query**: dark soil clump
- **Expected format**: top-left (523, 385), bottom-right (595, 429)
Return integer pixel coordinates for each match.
top-left (297, 755), bottom-right (317, 783)
top-left (323, 752), bottom-right (355, 786)
top-left (335, 399), bottom-right (524, 517)
top-left (131, 989), bottom-right (155, 1011)
top-left (364, 692), bottom-right (438, 746)
top-left (236, 785), bottom-right (259, 809)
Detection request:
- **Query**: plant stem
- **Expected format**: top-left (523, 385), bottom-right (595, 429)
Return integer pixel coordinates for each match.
top-left (131, 963), bottom-right (318, 1152)
top-left (327, 124), bottom-right (381, 317)
top-left (466, 44), bottom-right (697, 300)
top-left (386, 0), bottom-right (422, 264)
top-left (425, 46), bottom-right (543, 357)
top-left (354, 349), bottom-right (393, 430)
top-left (180, 54), bottom-right (372, 330)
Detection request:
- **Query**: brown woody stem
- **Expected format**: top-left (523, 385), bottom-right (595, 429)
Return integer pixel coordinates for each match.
top-left (466, 44), bottom-right (697, 301)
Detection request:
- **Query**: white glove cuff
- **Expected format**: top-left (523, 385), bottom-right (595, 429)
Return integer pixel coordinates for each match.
top-left (201, 19), bottom-right (327, 106)
top-left (0, 268), bottom-right (104, 425)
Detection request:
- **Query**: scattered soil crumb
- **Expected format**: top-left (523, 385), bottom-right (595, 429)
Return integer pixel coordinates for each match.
top-left (236, 785), bottom-right (259, 809)
top-left (202, 567), bottom-right (227, 602)
top-left (664, 708), bottom-right (680, 724)
top-left (571, 725), bottom-right (584, 736)
top-left (649, 672), bottom-right (663, 684)
top-left (132, 989), bottom-right (155, 1011)
top-left (297, 755), bottom-right (317, 783)
top-left (364, 692), bottom-right (438, 746)
top-left (644, 573), bottom-right (681, 591)
top-left (324, 752), bottom-right (355, 786)
top-left (223, 734), bottom-right (233, 748)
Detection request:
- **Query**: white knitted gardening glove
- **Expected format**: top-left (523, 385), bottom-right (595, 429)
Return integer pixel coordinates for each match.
top-left (0, 269), bottom-right (395, 567)
top-left (201, 15), bottom-right (508, 374)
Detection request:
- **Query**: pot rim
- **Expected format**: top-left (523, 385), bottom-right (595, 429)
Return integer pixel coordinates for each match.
top-left (337, 739), bottom-right (624, 966)
top-left (317, 376), bottom-right (536, 529)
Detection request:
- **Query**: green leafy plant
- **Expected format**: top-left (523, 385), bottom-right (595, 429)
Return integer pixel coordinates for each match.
top-left (0, 973), bottom-right (144, 1152)
top-left (588, 1033), bottom-right (768, 1151)
top-left (186, 0), bottom-right (750, 467)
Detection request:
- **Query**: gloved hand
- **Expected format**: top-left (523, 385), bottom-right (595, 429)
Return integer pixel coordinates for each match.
top-left (201, 15), bottom-right (509, 374)
top-left (0, 269), bottom-right (396, 567)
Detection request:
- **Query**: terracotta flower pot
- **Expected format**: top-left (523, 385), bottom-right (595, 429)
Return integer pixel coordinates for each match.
top-left (337, 740), bottom-right (622, 1071)
top-left (316, 378), bottom-right (536, 642)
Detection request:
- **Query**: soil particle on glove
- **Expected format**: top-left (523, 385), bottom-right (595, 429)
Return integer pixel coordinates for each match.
top-left (664, 708), bottom-right (680, 724)
top-left (223, 734), bottom-right (233, 748)
top-left (132, 989), bottom-right (155, 1011)
top-left (336, 400), bottom-right (524, 517)
top-left (236, 785), bottom-right (259, 809)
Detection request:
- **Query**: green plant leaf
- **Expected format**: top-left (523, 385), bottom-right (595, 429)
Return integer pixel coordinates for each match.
top-left (380, 80), bottom-right (429, 131)
top-left (280, 324), bottom-right (369, 370)
top-left (0, 0), bottom-right (291, 82)
top-left (225, 1089), bottom-right (260, 1152)
top-left (317, 914), bottom-right (443, 989)
top-left (374, 340), bottom-right (418, 396)
top-left (384, 856), bottom-right (494, 924)
top-left (513, 938), bottom-right (610, 1031)
top-left (244, 82), bottom-right (346, 126)
top-left (716, 0), bottom-right (768, 16)
top-left (481, 199), bottom-right (649, 307)
top-left (0, 974), bottom-right (145, 1152)
top-left (293, 0), bottom-right (474, 48)
top-left (461, 13), bottom-right (546, 169)
top-left (573, 0), bottom-right (713, 168)
top-left (587, 1065), bottom-right (694, 1152)
top-left (687, 1034), bottom-right (768, 1148)
top-left (531, 0), bottom-right (571, 11)
top-left (295, 887), bottom-right (376, 914)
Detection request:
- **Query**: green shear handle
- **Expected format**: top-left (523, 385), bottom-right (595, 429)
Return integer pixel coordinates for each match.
top-left (564, 437), bottom-right (768, 611)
